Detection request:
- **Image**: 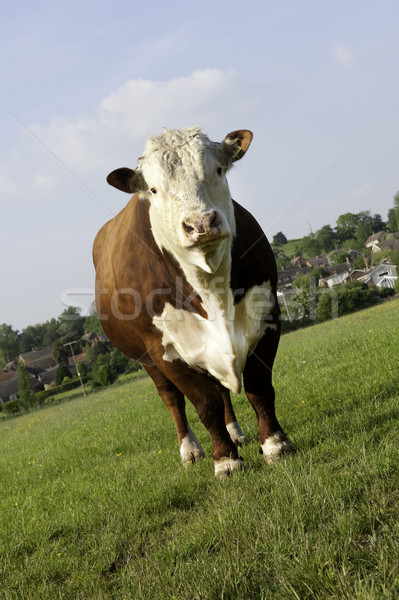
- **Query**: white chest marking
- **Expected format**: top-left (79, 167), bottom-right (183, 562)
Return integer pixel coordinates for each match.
top-left (153, 281), bottom-right (276, 393)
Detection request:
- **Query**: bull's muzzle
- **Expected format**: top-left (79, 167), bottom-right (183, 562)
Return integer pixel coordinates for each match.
top-left (182, 210), bottom-right (224, 244)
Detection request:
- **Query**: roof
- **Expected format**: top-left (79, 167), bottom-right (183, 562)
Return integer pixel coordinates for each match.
top-left (374, 239), bottom-right (399, 251)
top-left (0, 370), bottom-right (19, 383)
top-left (306, 254), bottom-right (330, 267)
top-left (19, 347), bottom-right (52, 364)
top-left (23, 355), bottom-right (57, 372)
top-left (348, 269), bottom-right (367, 281)
top-left (365, 231), bottom-right (385, 246)
top-left (68, 352), bottom-right (87, 364)
top-left (0, 376), bottom-right (19, 399)
top-left (82, 332), bottom-right (100, 342)
top-left (356, 260), bottom-right (397, 285)
top-left (290, 256), bottom-right (308, 268)
top-left (2, 360), bottom-right (17, 372)
top-left (38, 366), bottom-right (59, 385)
top-left (325, 262), bottom-right (351, 275)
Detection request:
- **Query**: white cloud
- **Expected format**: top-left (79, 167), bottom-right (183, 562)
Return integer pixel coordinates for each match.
top-left (332, 43), bottom-right (353, 67)
top-left (28, 69), bottom-right (242, 172)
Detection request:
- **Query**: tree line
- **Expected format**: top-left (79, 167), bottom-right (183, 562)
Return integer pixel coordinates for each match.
top-left (0, 305), bottom-right (140, 404)
top-left (0, 306), bottom-right (99, 368)
top-left (272, 191), bottom-right (399, 268)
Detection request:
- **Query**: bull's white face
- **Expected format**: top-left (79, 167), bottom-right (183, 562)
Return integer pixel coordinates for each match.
top-left (140, 129), bottom-right (235, 273)
top-left (107, 127), bottom-right (253, 275)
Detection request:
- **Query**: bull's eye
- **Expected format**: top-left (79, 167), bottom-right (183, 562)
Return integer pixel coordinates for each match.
top-left (217, 167), bottom-right (223, 176)
top-left (150, 188), bottom-right (157, 194)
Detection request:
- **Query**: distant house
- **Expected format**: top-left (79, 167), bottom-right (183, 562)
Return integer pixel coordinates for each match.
top-left (277, 268), bottom-right (306, 287)
top-left (370, 238), bottom-right (399, 254)
top-left (356, 260), bottom-right (398, 289)
top-left (0, 372), bottom-right (19, 404)
top-left (81, 332), bottom-right (102, 347)
top-left (365, 231), bottom-right (386, 248)
top-left (19, 347), bottom-right (55, 367)
top-left (346, 248), bottom-right (361, 262)
top-left (1, 360), bottom-right (17, 374)
top-left (365, 231), bottom-right (399, 252)
top-left (290, 256), bottom-right (309, 269)
top-left (37, 366), bottom-right (59, 387)
top-left (305, 254), bottom-right (330, 269)
top-left (319, 263), bottom-right (352, 288)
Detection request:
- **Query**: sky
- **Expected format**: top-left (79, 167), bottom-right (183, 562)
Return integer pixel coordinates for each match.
top-left (1, 0), bottom-right (399, 331)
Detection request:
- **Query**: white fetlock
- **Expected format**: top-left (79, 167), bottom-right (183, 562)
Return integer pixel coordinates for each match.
top-left (261, 430), bottom-right (294, 464)
top-left (226, 421), bottom-right (249, 446)
top-left (214, 457), bottom-right (245, 479)
top-left (180, 426), bottom-right (205, 465)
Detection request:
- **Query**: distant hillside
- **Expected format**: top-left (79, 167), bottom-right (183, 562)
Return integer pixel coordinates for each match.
top-left (280, 239), bottom-right (302, 259)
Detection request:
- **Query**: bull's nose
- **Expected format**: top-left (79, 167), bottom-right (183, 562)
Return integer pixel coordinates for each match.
top-left (183, 210), bottom-right (221, 237)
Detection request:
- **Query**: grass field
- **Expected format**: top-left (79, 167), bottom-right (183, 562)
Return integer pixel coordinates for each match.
top-left (1, 299), bottom-right (399, 599)
top-left (280, 238), bottom-right (302, 258)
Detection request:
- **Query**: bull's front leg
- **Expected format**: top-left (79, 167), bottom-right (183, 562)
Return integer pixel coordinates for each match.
top-left (193, 385), bottom-right (245, 478)
top-left (144, 365), bottom-right (204, 465)
top-left (147, 351), bottom-right (244, 477)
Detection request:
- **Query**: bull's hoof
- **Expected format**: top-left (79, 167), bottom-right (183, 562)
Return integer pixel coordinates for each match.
top-left (214, 457), bottom-right (245, 479)
top-left (181, 448), bottom-right (205, 466)
top-left (234, 435), bottom-right (249, 447)
top-left (260, 431), bottom-right (294, 465)
top-left (227, 421), bottom-right (249, 447)
top-left (180, 428), bottom-right (205, 465)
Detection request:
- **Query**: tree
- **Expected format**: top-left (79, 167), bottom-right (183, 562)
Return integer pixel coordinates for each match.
top-left (272, 232), bottom-right (288, 246)
top-left (298, 233), bottom-right (321, 257)
top-left (387, 208), bottom-right (398, 232)
top-left (387, 192), bottom-right (399, 232)
top-left (19, 324), bottom-right (46, 353)
top-left (89, 354), bottom-right (117, 387)
top-left (314, 225), bottom-right (336, 253)
top-left (55, 364), bottom-right (72, 386)
top-left (0, 324), bottom-right (20, 367)
top-left (329, 250), bottom-right (348, 266)
top-left (335, 212), bottom-right (360, 243)
top-left (83, 304), bottom-right (104, 335)
top-left (58, 307), bottom-right (84, 338)
top-left (310, 266), bottom-right (329, 283)
top-left (51, 334), bottom-right (80, 366)
top-left (17, 362), bottom-right (33, 409)
top-left (42, 319), bottom-right (62, 347)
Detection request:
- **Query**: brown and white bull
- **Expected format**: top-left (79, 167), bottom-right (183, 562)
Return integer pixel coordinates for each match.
top-left (93, 127), bottom-right (293, 478)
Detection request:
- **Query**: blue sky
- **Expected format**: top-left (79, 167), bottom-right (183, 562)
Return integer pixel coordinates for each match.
top-left (1, 0), bottom-right (399, 330)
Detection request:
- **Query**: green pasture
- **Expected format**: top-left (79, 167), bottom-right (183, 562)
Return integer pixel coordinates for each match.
top-left (1, 299), bottom-right (398, 599)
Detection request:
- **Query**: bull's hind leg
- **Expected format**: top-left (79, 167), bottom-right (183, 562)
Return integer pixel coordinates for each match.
top-left (243, 329), bottom-right (294, 464)
top-left (218, 385), bottom-right (249, 446)
top-left (143, 365), bottom-right (204, 465)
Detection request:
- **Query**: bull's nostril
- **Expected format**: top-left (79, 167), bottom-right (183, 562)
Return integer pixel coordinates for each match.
top-left (210, 212), bottom-right (220, 230)
top-left (183, 222), bottom-right (195, 235)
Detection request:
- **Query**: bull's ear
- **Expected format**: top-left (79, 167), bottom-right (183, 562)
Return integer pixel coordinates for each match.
top-left (106, 168), bottom-right (146, 193)
top-left (222, 130), bottom-right (253, 162)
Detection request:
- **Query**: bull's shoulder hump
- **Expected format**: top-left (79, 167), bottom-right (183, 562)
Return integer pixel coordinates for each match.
top-left (93, 195), bottom-right (154, 263)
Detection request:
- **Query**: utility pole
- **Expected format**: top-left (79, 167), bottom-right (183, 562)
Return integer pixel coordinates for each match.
top-left (280, 290), bottom-right (293, 323)
top-left (63, 341), bottom-right (86, 397)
